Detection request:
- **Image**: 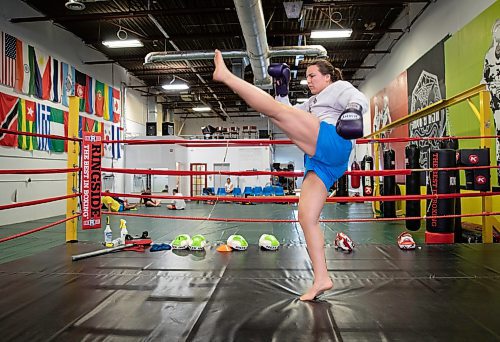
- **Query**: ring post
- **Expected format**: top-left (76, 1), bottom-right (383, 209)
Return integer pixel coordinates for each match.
top-left (66, 96), bottom-right (79, 242)
top-left (479, 89), bottom-right (493, 243)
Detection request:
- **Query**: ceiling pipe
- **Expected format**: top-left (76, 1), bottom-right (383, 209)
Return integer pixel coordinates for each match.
top-left (147, 12), bottom-right (231, 121)
top-left (145, 0), bottom-right (328, 89)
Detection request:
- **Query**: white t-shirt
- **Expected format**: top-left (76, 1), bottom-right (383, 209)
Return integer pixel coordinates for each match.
top-left (173, 192), bottom-right (186, 210)
top-left (277, 80), bottom-right (368, 126)
top-left (225, 182), bottom-right (234, 193)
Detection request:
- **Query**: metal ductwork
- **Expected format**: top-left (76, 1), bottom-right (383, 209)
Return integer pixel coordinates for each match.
top-left (233, 0), bottom-right (271, 88)
top-left (144, 0), bottom-right (329, 88)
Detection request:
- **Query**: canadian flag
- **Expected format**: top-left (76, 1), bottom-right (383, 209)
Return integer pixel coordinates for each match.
top-left (112, 88), bottom-right (121, 123)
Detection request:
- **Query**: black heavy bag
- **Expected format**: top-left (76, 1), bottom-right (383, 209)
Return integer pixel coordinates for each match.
top-left (361, 155), bottom-right (374, 196)
top-left (382, 149), bottom-right (396, 218)
top-left (440, 138), bottom-right (462, 242)
top-left (426, 149), bottom-right (456, 233)
top-left (405, 144), bottom-right (421, 231)
top-left (336, 174), bottom-right (349, 204)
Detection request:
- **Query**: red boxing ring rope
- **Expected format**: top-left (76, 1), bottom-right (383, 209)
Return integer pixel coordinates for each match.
top-left (0, 168), bottom-right (81, 175)
top-left (105, 210), bottom-right (500, 224)
top-left (101, 167), bottom-right (411, 177)
top-left (107, 191), bottom-right (500, 204)
top-left (0, 128), bottom-right (81, 142)
top-left (0, 194), bottom-right (80, 210)
top-left (0, 214), bottom-right (81, 243)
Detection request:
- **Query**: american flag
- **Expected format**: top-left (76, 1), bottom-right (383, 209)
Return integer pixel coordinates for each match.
top-left (1, 32), bottom-right (16, 87)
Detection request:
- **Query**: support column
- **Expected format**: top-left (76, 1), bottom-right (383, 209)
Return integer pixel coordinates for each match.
top-left (66, 96), bottom-right (79, 242)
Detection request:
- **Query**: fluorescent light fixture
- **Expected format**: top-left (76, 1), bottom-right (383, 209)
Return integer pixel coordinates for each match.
top-left (300, 79), bottom-right (308, 85)
top-left (102, 39), bottom-right (144, 48)
top-left (192, 106), bottom-right (211, 112)
top-left (296, 98), bottom-right (308, 103)
top-left (162, 83), bottom-right (189, 90)
top-left (310, 29), bottom-right (352, 39)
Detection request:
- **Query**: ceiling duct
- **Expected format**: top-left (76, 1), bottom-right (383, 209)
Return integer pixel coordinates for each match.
top-left (144, 0), bottom-right (328, 88)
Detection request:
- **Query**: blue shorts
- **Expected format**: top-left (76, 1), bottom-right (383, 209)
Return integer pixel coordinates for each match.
top-left (118, 204), bottom-right (124, 212)
top-left (304, 121), bottom-right (352, 190)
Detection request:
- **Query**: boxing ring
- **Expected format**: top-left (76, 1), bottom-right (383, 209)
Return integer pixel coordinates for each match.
top-left (1, 86), bottom-right (500, 340)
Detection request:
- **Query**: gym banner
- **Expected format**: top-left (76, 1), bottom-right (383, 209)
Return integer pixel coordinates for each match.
top-left (370, 71), bottom-right (408, 183)
top-left (407, 39), bottom-right (447, 176)
top-left (81, 132), bottom-right (103, 229)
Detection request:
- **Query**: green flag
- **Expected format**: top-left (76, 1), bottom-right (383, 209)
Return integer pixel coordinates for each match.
top-left (50, 107), bottom-right (65, 152)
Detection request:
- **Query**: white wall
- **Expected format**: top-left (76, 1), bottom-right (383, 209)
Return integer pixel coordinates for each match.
top-left (0, 0), bottom-right (148, 224)
top-left (187, 145), bottom-right (272, 192)
top-left (177, 115), bottom-right (270, 137)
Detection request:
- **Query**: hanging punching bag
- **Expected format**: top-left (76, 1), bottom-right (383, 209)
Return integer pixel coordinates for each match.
top-left (336, 174), bottom-right (349, 204)
top-left (361, 156), bottom-right (374, 196)
top-left (440, 138), bottom-right (461, 242)
top-left (383, 149), bottom-right (396, 218)
top-left (405, 144), bottom-right (421, 231)
top-left (351, 161), bottom-right (361, 189)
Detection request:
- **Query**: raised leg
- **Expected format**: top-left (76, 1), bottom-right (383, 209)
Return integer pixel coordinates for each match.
top-left (213, 50), bottom-right (320, 156)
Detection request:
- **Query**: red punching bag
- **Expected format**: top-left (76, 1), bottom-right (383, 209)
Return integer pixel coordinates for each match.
top-left (351, 161), bottom-right (361, 189)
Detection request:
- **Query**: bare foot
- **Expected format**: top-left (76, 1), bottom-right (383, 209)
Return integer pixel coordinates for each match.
top-left (213, 49), bottom-right (230, 82)
top-left (299, 278), bottom-right (333, 301)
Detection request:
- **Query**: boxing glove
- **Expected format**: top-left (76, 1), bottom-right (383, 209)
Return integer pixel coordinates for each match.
top-left (336, 102), bottom-right (364, 139)
top-left (268, 63), bottom-right (290, 97)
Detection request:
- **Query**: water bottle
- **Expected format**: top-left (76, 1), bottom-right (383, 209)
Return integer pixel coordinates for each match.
top-left (104, 216), bottom-right (112, 244)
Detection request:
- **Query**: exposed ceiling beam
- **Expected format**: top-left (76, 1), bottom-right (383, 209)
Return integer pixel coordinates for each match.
top-left (10, 1), bottom-right (429, 23)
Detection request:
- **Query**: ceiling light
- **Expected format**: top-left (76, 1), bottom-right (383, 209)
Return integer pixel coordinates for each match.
top-left (102, 39), bottom-right (143, 48)
top-left (192, 106), bottom-right (211, 112)
top-left (65, 0), bottom-right (85, 11)
top-left (296, 98), bottom-right (308, 103)
top-left (310, 29), bottom-right (353, 39)
top-left (300, 79), bottom-right (308, 85)
top-left (162, 83), bottom-right (189, 90)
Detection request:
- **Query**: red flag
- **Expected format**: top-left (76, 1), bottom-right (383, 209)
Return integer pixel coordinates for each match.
top-left (112, 88), bottom-right (120, 123)
top-left (0, 92), bottom-right (19, 147)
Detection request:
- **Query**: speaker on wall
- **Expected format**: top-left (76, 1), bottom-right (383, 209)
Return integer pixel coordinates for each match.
top-left (162, 122), bottom-right (174, 136)
top-left (146, 122), bottom-right (157, 136)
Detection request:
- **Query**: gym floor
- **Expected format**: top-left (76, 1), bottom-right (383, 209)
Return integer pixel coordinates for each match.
top-left (1, 202), bottom-right (499, 341)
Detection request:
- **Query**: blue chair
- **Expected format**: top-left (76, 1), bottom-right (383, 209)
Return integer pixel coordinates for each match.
top-left (263, 186), bottom-right (274, 196)
top-left (232, 187), bottom-right (242, 196)
top-left (243, 186), bottom-right (253, 196)
top-left (253, 186), bottom-right (263, 196)
top-left (217, 187), bottom-right (226, 196)
top-left (274, 186), bottom-right (284, 196)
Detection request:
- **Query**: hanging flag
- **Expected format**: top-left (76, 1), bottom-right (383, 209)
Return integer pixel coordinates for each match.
top-left (102, 122), bottom-right (122, 159)
top-left (49, 107), bottom-right (65, 152)
top-left (111, 124), bottom-right (121, 159)
top-left (75, 69), bottom-right (87, 112)
top-left (85, 74), bottom-right (94, 114)
top-left (15, 40), bottom-right (33, 95)
top-left (1, 32), bottom-right (17, 88)
top-left (112, 88), bottom-right (121, 123)
top-left (18, 99), bottom-right (37, 150)
top-left (33, 48), bottom-right (51, 100)
top-left (94, 80), bottom-right (104, 117)
top-left (36, 103), bottom-right (51, 151)
top-left (0, 91), bottom-right (19, 147)
top-left (61, 62), bottom-right (75, 107)
top-left (103, 84), bottom-right (110, 121)
top-left (102, 121), bottom-right (113, 159)
top-left (50, 58), bottom-right (61, 103)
